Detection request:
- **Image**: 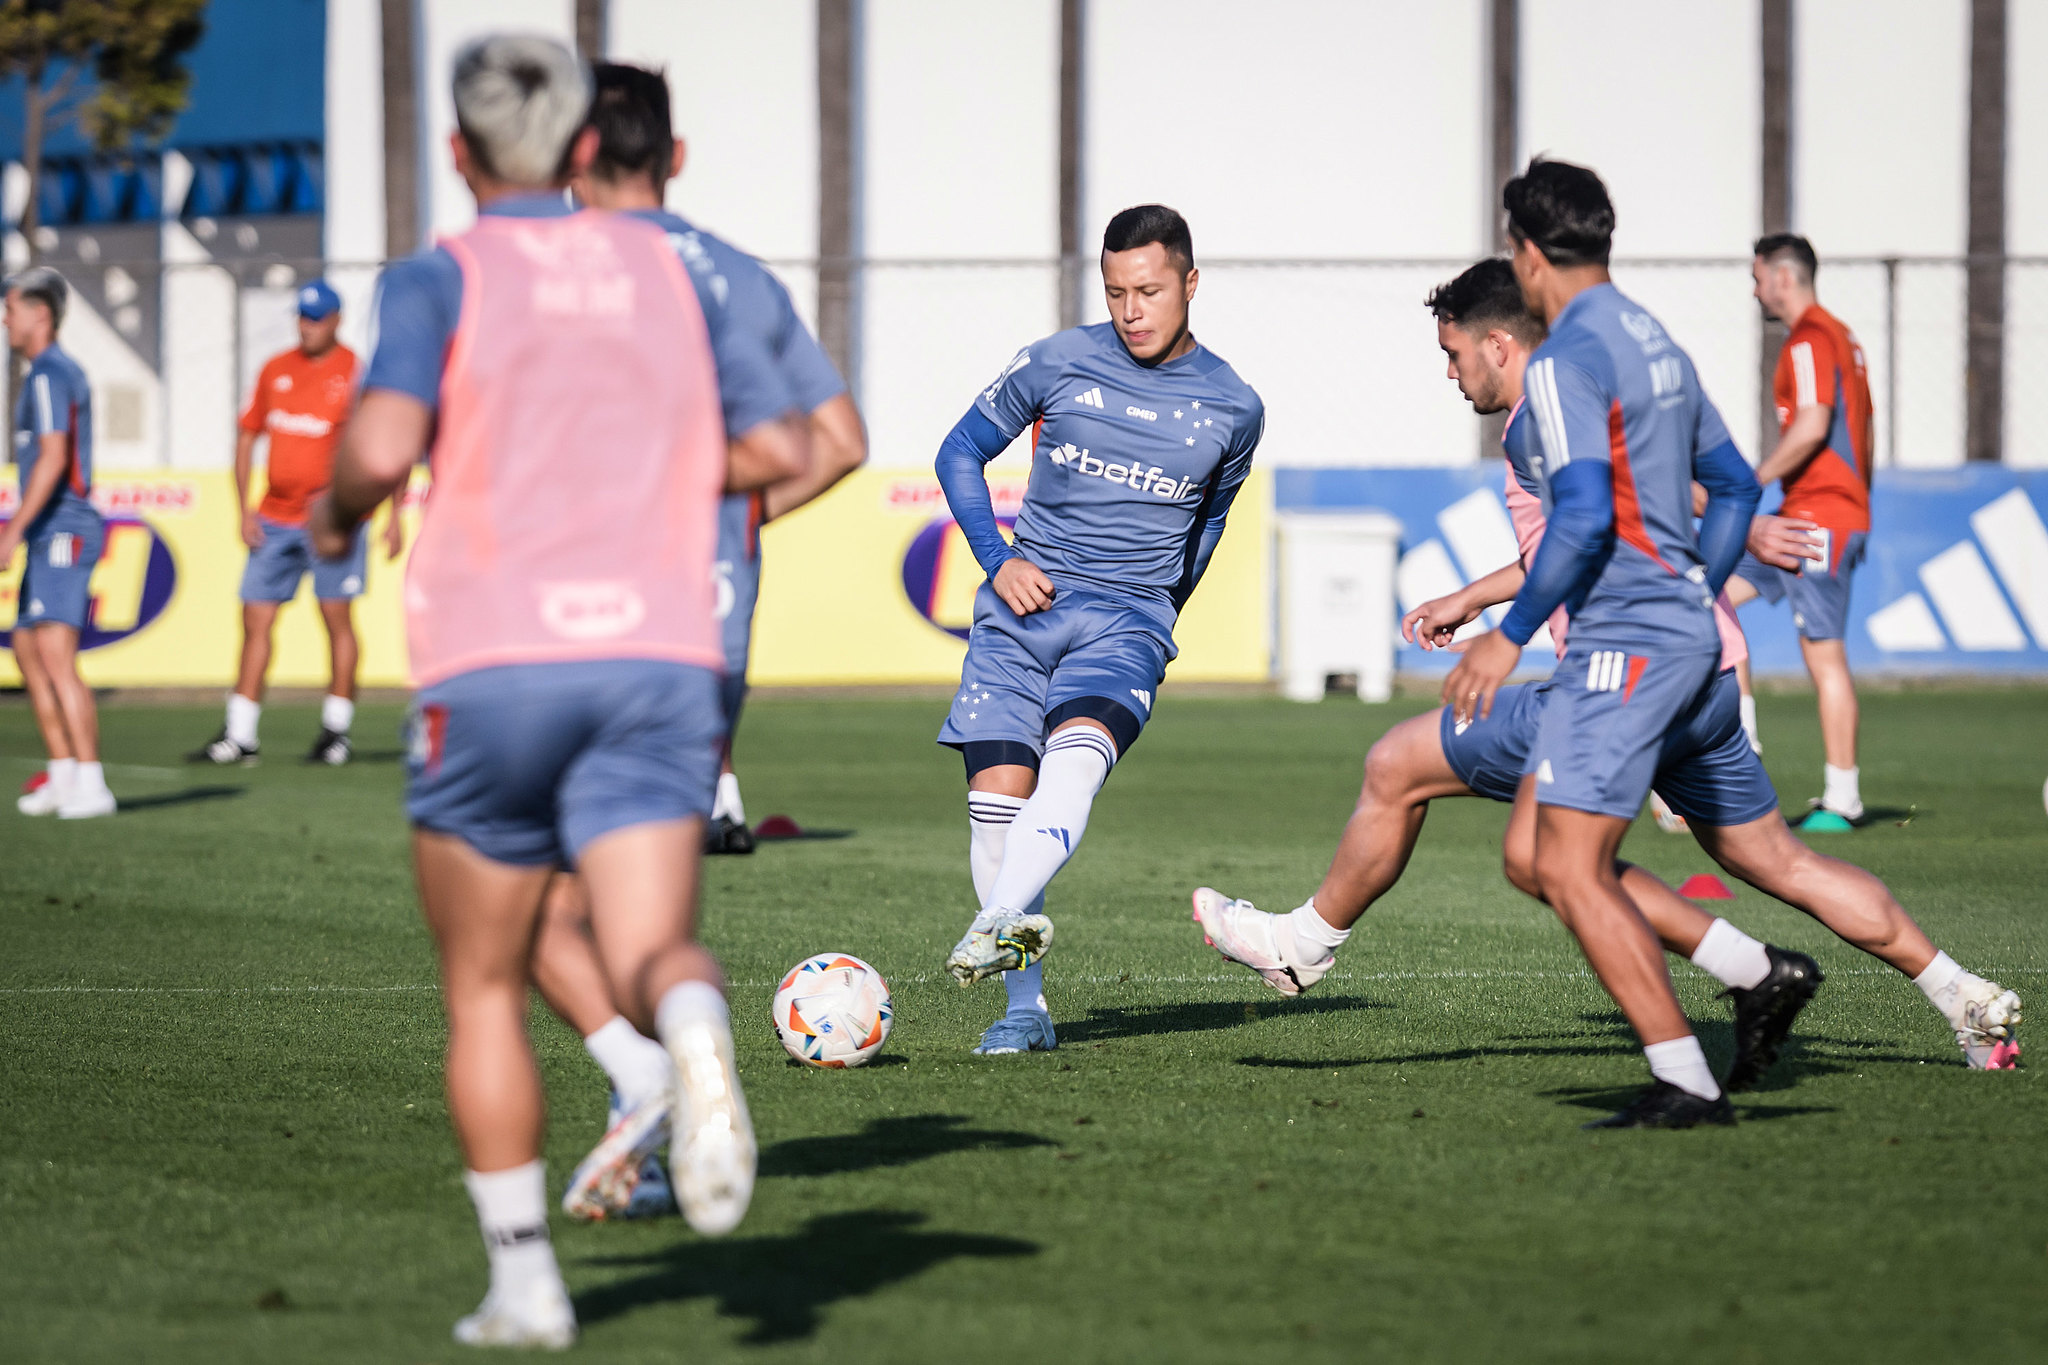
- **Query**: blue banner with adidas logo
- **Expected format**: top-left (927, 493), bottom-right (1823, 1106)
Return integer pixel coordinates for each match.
top-left (1276, 466), bottom-right (2048, 676)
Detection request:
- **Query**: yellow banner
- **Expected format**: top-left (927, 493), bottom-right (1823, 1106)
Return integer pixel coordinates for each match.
top-left (0, 466), bottom-right (1272, 689)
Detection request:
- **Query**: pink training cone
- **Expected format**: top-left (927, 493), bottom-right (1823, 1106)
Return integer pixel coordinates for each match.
top-left (753, 814), bottom-right (803, 840)
top-left (1679, 873), bottom-right (1735, 900)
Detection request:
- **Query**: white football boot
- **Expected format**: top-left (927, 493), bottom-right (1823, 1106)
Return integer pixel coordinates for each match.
top-left (453, 1284), bottom-right (576, 1350)
top-left (946, 910), bottom-right (1055, 987)
top-left (1953, 981), bottom-right (2023, 1070)
top-left (668, 1016), bottom-right (755, 1237)
top-left (1649, 791), bottom-right (1689, 834)
top-left (17, 778), bottom-right (63, 816)
top-left (561, 1091), bottom-right (671, 1222)
top-left (57, 785), bottom-right (116, 820)
top-left (1191, 888), bottom-right (1333, 998)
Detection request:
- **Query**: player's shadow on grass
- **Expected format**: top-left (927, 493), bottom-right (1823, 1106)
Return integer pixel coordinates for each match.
top-left (574, 1209), bottom-right (1035, 1343)
top-left (758, 1113), bottom-right (1055, 1178)
top-left (1056, 994), bottom-right (1385, 1045)
top-left (115, 785), bottom-right (244, 811)
top-left (1544, 1083), bottom-right (1836, 1123)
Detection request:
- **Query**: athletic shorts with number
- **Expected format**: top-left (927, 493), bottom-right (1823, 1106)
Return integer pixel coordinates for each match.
top-left (406, 660), bottom-right (724, 868)
top-left (937, 582), bottom-right (1172, 763)
top-left (16, 522), bottom-right (104, 630)
top-left (1734, 527), bottom-right (1866, 642)
top-left (241, 517), bottom-right (368, 603)
top-left (1527, 647), bottom-right (1722, 821)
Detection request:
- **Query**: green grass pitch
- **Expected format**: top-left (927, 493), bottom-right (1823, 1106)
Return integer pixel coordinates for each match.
top-left (1, 687), bottom-right (2044, 1363)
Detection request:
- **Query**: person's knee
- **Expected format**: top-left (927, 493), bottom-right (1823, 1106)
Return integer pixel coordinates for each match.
top-left (1502, 843), bottom-right (1542, 900)
top-left (1361, 734), bottom-right (1425, 807)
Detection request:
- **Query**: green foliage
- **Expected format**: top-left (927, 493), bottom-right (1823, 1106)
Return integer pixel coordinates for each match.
top-left (0, 0), bottom-right (205, 150)
top-left (0, 690), bottom-right (2043, 1362)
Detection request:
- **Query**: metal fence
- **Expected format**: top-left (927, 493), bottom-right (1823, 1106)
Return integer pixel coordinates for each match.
top-left (32, 248), bottom-right (2048, 477)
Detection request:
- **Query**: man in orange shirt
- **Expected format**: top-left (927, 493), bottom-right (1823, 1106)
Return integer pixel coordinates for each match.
top-left (1730, 235), bottom-right (1875, 827)
top-left (191, 281), bottom-right (397, 766)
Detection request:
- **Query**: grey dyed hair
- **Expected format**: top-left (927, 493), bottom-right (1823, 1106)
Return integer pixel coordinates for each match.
top-left (451, 33), bottom-right (592, 187)
top-left (6, 266), bottom-right (67, 330)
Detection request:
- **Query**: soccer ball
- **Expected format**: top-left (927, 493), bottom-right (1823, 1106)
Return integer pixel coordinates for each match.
top-left (771, 953), bottom-right (893, 1068)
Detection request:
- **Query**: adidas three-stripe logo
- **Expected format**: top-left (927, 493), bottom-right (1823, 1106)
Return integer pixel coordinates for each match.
top-left (1587, 650), bottom-right (1630, 692)
top-left (1071, 386), bottom-right (1105, 408)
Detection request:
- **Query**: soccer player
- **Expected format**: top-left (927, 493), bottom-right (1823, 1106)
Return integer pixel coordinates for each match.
top-left (3, 268), bottom-right (115, 820)
top-left (305, 35), bottom-right (805, 1347)
top-left (1729, 234), bottom-right (1875, 826)
top-left (1195, 257), bottom-right (2021, 1083)
top-left (934, 204), bottom-right (1262, 1055)
top-left (191, 281), bottom-right (398, 767)
top-left (527, 60), bottom-right (867, 1221)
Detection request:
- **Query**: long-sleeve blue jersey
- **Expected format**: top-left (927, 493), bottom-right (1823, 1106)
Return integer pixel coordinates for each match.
top-left (1512, 283), bottom-right (1737, 655)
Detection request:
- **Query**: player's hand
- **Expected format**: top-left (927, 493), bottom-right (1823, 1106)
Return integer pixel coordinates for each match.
top-left (305, 494), bottom-right (351, 561)
top-left (1748, 513), bottom-right (1820, 571)
top-left (382, 513), bottom-right (405, 561)
top-left (993, 556), bottom-right (1055, 616)
top-left (1442, 628), bottom-right (1521, 725)
top-left (1402, 589), bottom-right (1480, 652)
top-left (241, 509), bottom-right (265, 550)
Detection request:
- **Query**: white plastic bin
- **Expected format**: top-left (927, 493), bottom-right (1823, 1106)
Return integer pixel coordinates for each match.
top-left (1276, 510), bottom-right (1404, 702)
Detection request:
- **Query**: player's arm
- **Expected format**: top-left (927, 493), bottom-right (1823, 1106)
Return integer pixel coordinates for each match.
top-left (1402, 561), bottom-right (1526, 651)
top-left (1752, 334), bottom-right (1833, 488)
top-left (755, 275), bottom-right (866, 522)
top-left (1171, 405), bottom-right (1263, 609)
top-left (1688, 393), bottom-right (1764, 594)
top-left (726, 414), bottom-right (809, 493)
top-left (1688, 478), bottom-right (1819, 570)
top-left (381, 481), bottom-right (409, 560)
top-left (312, 390), bottom-right (430, 558)
top-left (936, 405), bottom-right (1051, 614)
top-left (684, 262), bottom-right (811, 494)
top-left (232, 430), bottom-right (265, 548)
top-left (0, 431), bottom-right (72, 563)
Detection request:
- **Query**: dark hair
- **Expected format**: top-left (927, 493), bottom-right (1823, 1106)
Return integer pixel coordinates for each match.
top-left (1426, 257), bottom-right (1544, 345)
top-left (586, 61), bottom-right (674, 186)
top-left (1102, 204), bottom-right (1193, 275)
top-left (1502, 157), bottom-right (1614, 268)
top-left (1753, 232), bottom-right (1817, 283)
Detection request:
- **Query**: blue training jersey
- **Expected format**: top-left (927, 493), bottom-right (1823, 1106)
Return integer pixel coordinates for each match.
top-left (628, 208), bottom-right (849, 670)
top-left (13, 344), bottom-right (99, 541)
top-left (975, 321), bottom-right (1262, 625)
top-left (1518, 283), bottom-right (1729, 654)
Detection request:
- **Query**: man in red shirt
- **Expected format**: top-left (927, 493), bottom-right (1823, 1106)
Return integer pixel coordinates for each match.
top-left (190, 282), bottom-right (398, 766)
top-left (1730, 234), bottom-right (1875, 826)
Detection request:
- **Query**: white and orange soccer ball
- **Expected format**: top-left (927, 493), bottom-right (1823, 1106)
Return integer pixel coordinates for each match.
top-left (771, 953), bottom-right (893, 1068)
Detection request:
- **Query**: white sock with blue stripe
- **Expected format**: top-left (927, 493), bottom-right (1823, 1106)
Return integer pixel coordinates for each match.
top-left (983, 725), bottom-right (1114, 923)
top-left (968, 790), bottom-right (1048, 1016)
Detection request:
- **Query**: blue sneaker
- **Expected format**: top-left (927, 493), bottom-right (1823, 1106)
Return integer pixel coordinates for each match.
top-left (974, 1010), bottom-right (1057, 1055)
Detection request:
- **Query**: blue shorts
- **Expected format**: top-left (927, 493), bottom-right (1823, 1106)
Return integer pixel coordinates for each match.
top-left (17, 522), bottom-right (104, 631)
top-left (937, 584), bottom-right (1172, 761)
top-left (406, 660), bottom-right (724, 868)
top-left (241, 518), bottom-right (368, 603)
top-left (1529, 647), bottom-right (1721, 821)
top-left (716, 553), bottom-right (759, 735)
top-left (1650, 667), bottom-right (1781, 826)
top-left (1734, 527), bottom-right (1866, 641)
top-left (1441, 679), bottom-right (1552, 803)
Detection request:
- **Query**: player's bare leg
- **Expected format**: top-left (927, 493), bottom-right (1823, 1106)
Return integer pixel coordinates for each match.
top-left (21, 624), bottom-right (111, 818)
top-left (579, 818), bottom-right (752, 1235)
top-left (414, 831), bottom-right (574, 1349)
top-left (1194, 710), bottom-right (1468, 996)
top-left (13, 625), bottom-right (73, 814)
top-left (1697, 816), bottom-right (2020, 1067)
top-left (1532, 802), bottom-right (1733, 1126)
top-left (533, 873), bottom-right (678, 1221)
top-left (308, 599), bottom-right (358, 765)
top-left (194, 602), bottom-right (279, 764)
top-left (1801, 636), bottom-right (1861, 819)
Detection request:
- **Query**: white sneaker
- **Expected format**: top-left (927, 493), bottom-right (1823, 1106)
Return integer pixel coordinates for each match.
top-left (946, 910), bottom-right (1055, 987)
top-left (17, 780), bottom-right (63, 816)
top-left (1650, 791), bottom-right (1689, 834)
top-left (57, 786), bottom-right (116, 820)
top-left (668, 1018), bottom-right (755, 1237)
top-left (452, 1283), bottom-right (576, 1350)
top-left (561, 1091), bottom-right (670, 1222)
top-left (1191, 888), bottom-right (1332, 998)
top-left (1953, 981), bottom-right (2022, 1070)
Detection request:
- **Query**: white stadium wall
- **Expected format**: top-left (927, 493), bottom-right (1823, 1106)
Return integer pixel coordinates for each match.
top-left (2006, 0), bottom-right (2048, 470)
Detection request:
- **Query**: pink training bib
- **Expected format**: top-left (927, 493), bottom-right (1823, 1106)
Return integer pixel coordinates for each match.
top-left (405, 210), bottom-right (727, 686)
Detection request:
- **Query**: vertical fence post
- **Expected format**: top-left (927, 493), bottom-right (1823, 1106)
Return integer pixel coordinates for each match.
top-left (1057, 0), bottom-right (1084, 330)
top-left (1883, 256), bottom-right (1899, 467)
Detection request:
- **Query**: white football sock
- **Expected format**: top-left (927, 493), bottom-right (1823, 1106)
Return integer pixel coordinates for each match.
top-left (583, 1015), bottom-right (673, 1112)
top-left (321, 694), bottom-right (355, 734)
top-left (1644, 1035), bottom-right (1721, 1101)
top-left (1689, 917), bottom-right (1771, 990)
top-left (968, 791), bottom-right (1050, 1015)
top-left (73, 761), bottom-right (109, 797)
top-left (1738, 694), bottom-right (1761, 754)
top-left (47, 756), bottom-right (77, 800)
top-left (713, 771), bottom-right (746, 826)
top-left (982, 727), bottom-right (1115, 917)
top-left (654, 978), bottom-right (730, 1048)
top-left (1912, 951), bottom-right (1989, 1030)
top-left (1280, 898), bottom-right (1347, 964)
top-left (225, 692), bottom-right (261, 748)
top-left (1823, 763), bottom-right (1861, 814)
top-left (463, 1161), bottom-right (564, 1299)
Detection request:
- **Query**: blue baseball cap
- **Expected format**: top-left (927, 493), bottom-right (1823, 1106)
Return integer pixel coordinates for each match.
top-left (297, 279), bottom-right (341, 320)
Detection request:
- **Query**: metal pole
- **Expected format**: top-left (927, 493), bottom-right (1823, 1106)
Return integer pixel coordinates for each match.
top-left (1883, 256), bottom-right (1899, 468)
top-left (1057, 0), bottom-right (1084, 331)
